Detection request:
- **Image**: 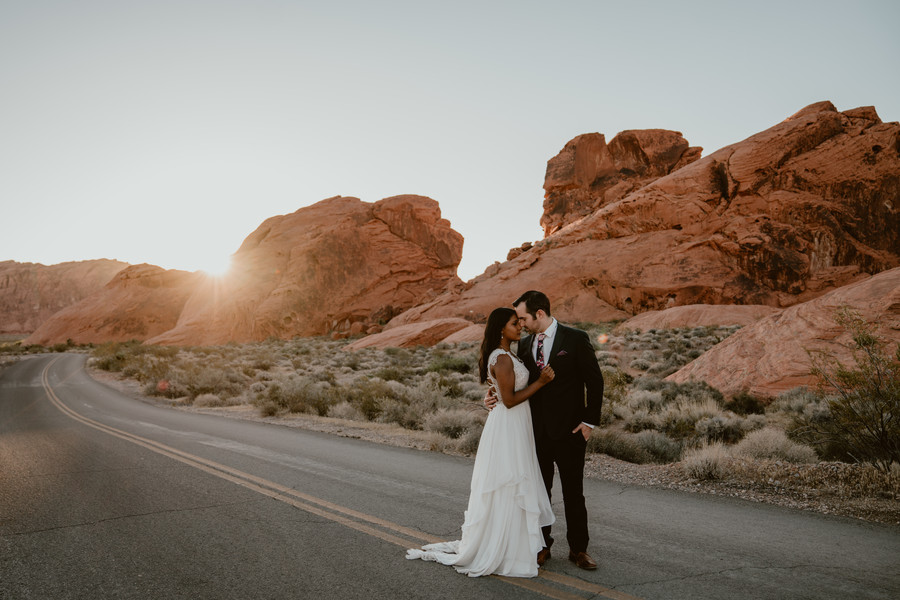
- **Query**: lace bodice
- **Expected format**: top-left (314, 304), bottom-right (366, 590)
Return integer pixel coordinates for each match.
top-left (487, 348), bottom-right (530, 403)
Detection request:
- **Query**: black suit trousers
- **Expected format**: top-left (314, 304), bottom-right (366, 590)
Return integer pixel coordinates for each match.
top-left (536, 431), bottom-right (589, 553)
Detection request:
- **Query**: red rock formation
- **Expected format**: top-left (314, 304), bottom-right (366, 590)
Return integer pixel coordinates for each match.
top-left (344, 318), bottom-right (473, 350)
top-left (391, 102), bottom-right (899, 329)
top-left (147, 195), bottom-right (463, 345)
top-left (0, 259), bottom-right (129, 335)
top-left (667, 267), bottom-right (900, 398)
top-left (23, 264), bottom-right (201, 345)
top-left (616, 305), bottom-right (782, 332)
top-left (541, 129), bottom-right (702, 236)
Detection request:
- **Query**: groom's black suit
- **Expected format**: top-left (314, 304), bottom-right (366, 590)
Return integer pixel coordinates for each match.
top-left (518, 323), bottom-right (604, 553)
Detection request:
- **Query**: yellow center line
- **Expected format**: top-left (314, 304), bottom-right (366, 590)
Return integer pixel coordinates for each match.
top-left (42, 357), bottom-right (643, 600)
top-left (539, 570), bottom-right (644, 600)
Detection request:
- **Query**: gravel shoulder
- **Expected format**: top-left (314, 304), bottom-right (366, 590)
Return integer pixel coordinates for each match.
top-left (88, 366), bottom-right (900, 528)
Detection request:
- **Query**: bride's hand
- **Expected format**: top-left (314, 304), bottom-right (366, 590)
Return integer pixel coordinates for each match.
top-left (538, 366), bottom-right (555, 384)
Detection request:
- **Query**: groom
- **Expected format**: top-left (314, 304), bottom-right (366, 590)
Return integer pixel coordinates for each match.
top-left (491, 290), bottom-right (604, 570)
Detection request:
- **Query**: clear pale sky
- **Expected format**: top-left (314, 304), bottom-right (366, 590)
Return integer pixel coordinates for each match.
top-left (2, 0), bottom-right (898, 280)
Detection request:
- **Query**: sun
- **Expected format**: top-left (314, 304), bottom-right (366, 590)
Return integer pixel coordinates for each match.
top-left (197, 254), bottom-right (233, 278)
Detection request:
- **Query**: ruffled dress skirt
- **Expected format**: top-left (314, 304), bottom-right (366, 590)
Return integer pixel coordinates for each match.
top-left (406, 399), bottom-right (554, 577)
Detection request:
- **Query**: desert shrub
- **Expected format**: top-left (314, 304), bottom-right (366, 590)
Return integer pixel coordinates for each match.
top-left (659, 398), bottom-right (723, 439)
top-left (264, 376), bottom-right (335, 416)
top-left (378, 397), bottom-right (421, 429)
top-left (632, 377), bottom-right (723, 405)
top-left (423, 432), bottom-right (454, 453)
top-left (258, 400), bottom-right (280, 417)
top-left (423, 408), bottom-right (480, 439)
top-left (459, 381), bottom-right (489, 402)
top-left (92, 341), bottom-right (146, 372)
top-left (374, 366), bottom-right (411, 382)
top-left (629, 358), bottom-right (651, 371)
top-left (595, 351), bottom-right (617, 366)
top-left (426, 355), bottom-right (472, 375)
top-left (455, 425), bottom-right (483, 455)
top-left (177, 364), bottom-right (243, 400)
top-left (646, 361), bottom-right (675, 377)
top-left (310, 368), bottom-right (337, 385)
top-left (252, 358), bottom-right (274, 371)
top-left (694, 414), bottom-right (752, 444)
top-left (610, 404), bottom-right (633, 422)
top-left (802, 307), bottom-right (900, 472)
top-left (434, 375), bottom-right (464, 398)
top-left (339, 378), bottom-right (399, 421)
top-left (725, 391), bottom-right (766, 415)
top-left (633, 430), bottom-right (683, 463)
top-left (600, 366), bottom-right (632, 404)
top-left (384, 347), bottom-right (414, 364)
top-left (733, 427), bottom-right (817, 463)
top-left (624, 409), bottom-right (660, 433)
top-left (625, 389), bottom-right (665, 412)
top-left (328, 401), bottom-right (363, 421)
top-left (682, 442), bottom-right (727, 480)
top-left (194, 393), bottom-right (226, 408)
top-left (587, 429), bottom-right (652, 464)
top-left (769, 387), bottom-right (819, 414)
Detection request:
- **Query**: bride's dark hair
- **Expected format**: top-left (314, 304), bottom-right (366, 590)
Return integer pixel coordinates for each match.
top-left (478, 307), bottom-right (517, 383)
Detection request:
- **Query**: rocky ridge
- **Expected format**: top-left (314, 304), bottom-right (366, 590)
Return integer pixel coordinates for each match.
top-left (390, 102), bottom-right (900, 331)
top-left (24, 264), bottom-right (202, 345)
top-left (0, 259), bottom-right (129, 335)
top-left (668, 267), bottom-right (900, 398)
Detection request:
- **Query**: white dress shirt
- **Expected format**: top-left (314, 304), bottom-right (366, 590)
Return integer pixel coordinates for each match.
top-left (533, 318), bottom-right (558, 364)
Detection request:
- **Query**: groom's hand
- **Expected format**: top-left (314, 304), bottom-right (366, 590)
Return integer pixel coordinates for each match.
top-left (483, 386), bottom-right (498, 411)
top-left (572, 423), bottom-right (593, 441)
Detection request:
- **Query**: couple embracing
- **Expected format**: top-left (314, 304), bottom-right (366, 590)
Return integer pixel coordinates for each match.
top-left (407, 290), bottom-right (604, 577)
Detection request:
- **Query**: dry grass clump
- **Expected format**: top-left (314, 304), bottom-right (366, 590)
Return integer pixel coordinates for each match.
top-left (682, 442), bottom-right (728, 480)
top-left (587, 429), bottom-right (682, 464)
top-left (423, 408), bottom-right (484, 439)
top-left (728, 460), bottom-right (900, 500)
top-left (732, 427), bottom-right (817, 463)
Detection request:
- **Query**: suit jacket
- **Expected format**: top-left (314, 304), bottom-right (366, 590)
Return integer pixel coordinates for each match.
top-left (518, 323), bottom-right (604, 441)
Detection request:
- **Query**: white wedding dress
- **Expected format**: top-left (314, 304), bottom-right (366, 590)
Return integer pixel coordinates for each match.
top-left (406, 348), bottom-right (554, 577)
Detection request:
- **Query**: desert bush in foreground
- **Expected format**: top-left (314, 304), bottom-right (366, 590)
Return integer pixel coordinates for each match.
top-left (724, 391), bottom-right (766, 415)
top-left (803, 307), bottom-right (900, 472)
top-left (732, 427), bottom-right (817, 463)
top-left (682, 442), bottom-right (727, 480)
top-left (587, 429), bottom-right (652, 464)
top-left (423, 408), bottom-right (482, 439)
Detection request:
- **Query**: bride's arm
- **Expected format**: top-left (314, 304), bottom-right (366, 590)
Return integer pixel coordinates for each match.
top-left (491, 354), bottom-right (554, 409)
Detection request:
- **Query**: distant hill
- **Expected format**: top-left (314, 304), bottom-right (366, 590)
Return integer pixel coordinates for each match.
top-left (0, 259), bottom-right (129, 335)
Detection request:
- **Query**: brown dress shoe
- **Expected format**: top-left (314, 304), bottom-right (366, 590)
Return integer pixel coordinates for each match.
top-left (537, 547), bottom-right (551, 567)
top-left (568, 550), bottom-right (598, 570)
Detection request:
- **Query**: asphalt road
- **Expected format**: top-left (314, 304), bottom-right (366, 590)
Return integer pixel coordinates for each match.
top-left (1, 353), bottom-right (898, 600)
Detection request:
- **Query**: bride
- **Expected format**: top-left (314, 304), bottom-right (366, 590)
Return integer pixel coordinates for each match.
top-left (406, 307), bottom-right (555, 577)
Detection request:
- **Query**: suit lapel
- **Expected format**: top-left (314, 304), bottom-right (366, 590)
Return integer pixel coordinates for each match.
top-left (548, 324), bottom-right (566, 365)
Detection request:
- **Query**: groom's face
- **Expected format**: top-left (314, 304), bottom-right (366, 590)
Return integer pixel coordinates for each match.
top-left (515, 303), bottom-right (539, 334)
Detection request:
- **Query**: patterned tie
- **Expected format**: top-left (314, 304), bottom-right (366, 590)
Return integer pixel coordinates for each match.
top-left (535, 333), bottom-right (547, 369)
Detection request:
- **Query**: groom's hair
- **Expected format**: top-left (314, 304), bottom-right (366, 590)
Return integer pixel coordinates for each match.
top-left (513, 290), bottom-right (551, 318)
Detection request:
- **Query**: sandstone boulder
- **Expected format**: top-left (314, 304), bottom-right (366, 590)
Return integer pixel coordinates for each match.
top-left (667, 268), bottom-right (900, 398)
top-left (541, 129), bottom-right (702, 236)
top-left (392, 102), bottom-right (899, 329)
top-left (0, 259), bottom-right (129, 335)
top-left (147, 195), bottom-right (463, 345)
top-left (616, 305), bottom-right (782, 332)
top-left (344, 318), bottom-right (473, 350)
top-left (440, 323), bottom-right (485, 344)
top-left (23, 264), bottom-right (201, 345)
